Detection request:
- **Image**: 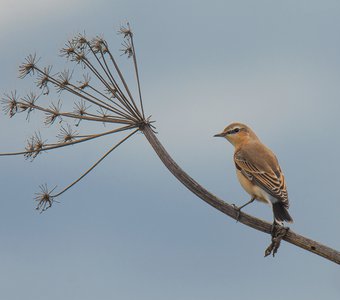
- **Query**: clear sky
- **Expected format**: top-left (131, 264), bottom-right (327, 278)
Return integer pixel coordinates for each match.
top-left (0, 0), bottom-right (339, 299)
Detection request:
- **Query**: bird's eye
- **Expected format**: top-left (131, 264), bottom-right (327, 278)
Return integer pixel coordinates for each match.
top-left (234, 128), bottom-right (240, 133)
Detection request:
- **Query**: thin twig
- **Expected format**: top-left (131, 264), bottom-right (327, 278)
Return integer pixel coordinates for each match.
top-left (130, 34), bottom-right (145, 118)
top-left (0, 125), bottom-right (136, 157)
top-left (105, 48), bottom-right (142, 118)
top-left (85, 41), bottom-right (142, 120)
top-left (52, 128), bottom-right (138, 197)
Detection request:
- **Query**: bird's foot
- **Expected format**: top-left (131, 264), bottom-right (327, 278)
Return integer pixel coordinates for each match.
top-left (231, 204), bottom-right (241, 222)
top-left (264, 222), bottom-right (289, 257)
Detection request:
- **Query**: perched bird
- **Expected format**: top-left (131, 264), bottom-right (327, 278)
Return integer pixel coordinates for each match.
top-left (214, 122), bottom-right (293, 224)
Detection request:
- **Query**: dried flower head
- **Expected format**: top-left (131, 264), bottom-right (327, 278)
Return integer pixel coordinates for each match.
top-left (24, 132), bottom-right (46, 160)
top-left (118, 23), bottom-right (133, 38)
top-left (73, 32), bottom-right (88, 50)
top-left (72, 49), bottom-right (88, 67)
top-left (24, 136), bottom-right (35, 156)
top-left (73, 99), bottom-right (90, 126)
top-left (57, 124), bottom-right (78, 143)
top-left (90, 36), bottom-right (107, 53)
top-left (1, 91), bottom-right (19, 117)
top-left (19, 92), bottom-right (37, 110)
top-left (74, 99), bottom-right (90, 116)
top-left (120, 40), bottom-right (133, 58)
top-left (34, 184), bottom-right (57, 213)
top-left (56, 69), bottom-right (72, 92)
top-left (45, 100), bottom-right (62, 125)
top-left (60, 40), bottom-right (77, 59)
top-left (18, 92), bottom-right (38, 120)
top-left (33, 132), bottom-right (45, 152)
top-left (19, 54), bottom-right (39, 78)
top-left (77, 74), bottom-right (91, 90)
top-left (36, 65), bottom-right (52, 95)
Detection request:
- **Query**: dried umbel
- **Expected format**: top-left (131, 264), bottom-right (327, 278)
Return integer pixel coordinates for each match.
top-left (18, 53), bottom-right (39, 78)
top-left (36, 65), bottom-right (52, 95)
top-left (34, 184), bottom-right (57, 212)
top-left (1, 91), bottom-right (19, 117)
top-left (57, 124), bottom-right (78, 143)
top-left (118, 23), bottom-right (133, 38)
top-left (45, 100), bottom-right (62, 125)
top-left (0, 23), bottom-right (151, 212)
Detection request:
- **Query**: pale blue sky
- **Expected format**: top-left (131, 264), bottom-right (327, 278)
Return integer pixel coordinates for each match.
top-left (0, 0), bottom-right (339, 299)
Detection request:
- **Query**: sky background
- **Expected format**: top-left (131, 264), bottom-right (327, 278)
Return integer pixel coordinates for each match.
top-left (0, 0), bottom-right (340, 299)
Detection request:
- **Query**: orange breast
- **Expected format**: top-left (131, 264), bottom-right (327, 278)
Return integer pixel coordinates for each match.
top-left (236, 169), bottom-right (270, 204)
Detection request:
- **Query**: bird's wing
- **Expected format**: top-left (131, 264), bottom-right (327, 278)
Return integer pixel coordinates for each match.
top-left (234, 149), bottom-right (289, 207)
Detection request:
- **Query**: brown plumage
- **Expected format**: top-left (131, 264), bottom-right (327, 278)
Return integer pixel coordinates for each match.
top-left (214, 122), bottom-right (293, 223)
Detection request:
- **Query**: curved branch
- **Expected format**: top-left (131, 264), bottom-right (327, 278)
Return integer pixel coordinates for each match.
top-left (142, 125), bottom-right (340, 265)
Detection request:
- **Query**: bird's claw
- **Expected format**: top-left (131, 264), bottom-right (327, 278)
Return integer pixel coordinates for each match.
top-left (265, 222), bottom-right (290, 257)
top-left (231, 204), bottom-right (241, 222)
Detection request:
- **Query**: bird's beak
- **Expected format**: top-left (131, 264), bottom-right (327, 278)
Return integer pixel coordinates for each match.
top-left (214, 132), bottom-right (225, 137)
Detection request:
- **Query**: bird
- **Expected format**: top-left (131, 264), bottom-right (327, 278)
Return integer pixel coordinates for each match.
top-left (214, 122), bottom-right (293, 224)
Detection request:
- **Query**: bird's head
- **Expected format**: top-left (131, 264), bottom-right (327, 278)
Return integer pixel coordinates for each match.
top-left (214, 122), bottom-right (258, 147)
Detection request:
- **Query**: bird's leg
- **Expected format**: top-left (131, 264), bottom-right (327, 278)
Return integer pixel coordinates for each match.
top-left (264, 221), bottom-right (290, 257)
top-left (232, 196), bottom-right (256, 221)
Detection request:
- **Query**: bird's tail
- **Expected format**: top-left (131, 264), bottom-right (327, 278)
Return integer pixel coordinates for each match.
top-left (272, 202), bottom-right (293, 224)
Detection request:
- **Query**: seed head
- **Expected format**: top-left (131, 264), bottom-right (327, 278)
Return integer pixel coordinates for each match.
top-left (60, 40), bottom-right (77, 58)
top-left (19, 92), bottom-right (38, 120)
top-left (57, 124), bottom-right (78, 143)
top-left (1, 91), bottom-right (19, 117)
top-left (24, 132), bottom-right (46, 161)
top-left (45, 100), bottom-right (62, 126)
top-left (19, 54), bottom-right (39, 78)
top-left (90, 36), bottom-right (107, 53)
top-left (120, 40), bottom-right (133, 58)
top-left (73, 33), bottom-right (88, 50)
top-left (36, 65), bottom-right (52, 95)
top-left (77, 74), bottom-right (91, 90)
top-left (34, 184), bottom-right (57, 213)
top-left (74, 99), bottom-right (89, 116)
top-left (56, 70), bottom-right (72, 93)
top-left (118, 23), bottom-right (133, 38)
top-left (72, 50), bottom-right (88, 68)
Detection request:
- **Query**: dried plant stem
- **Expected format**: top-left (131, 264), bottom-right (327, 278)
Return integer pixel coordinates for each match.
top-left (52, 128), bottom-right (139, 198)
top-left (130, 35), bottom-right (145, 118)
top-left (85, 42), bottom-right (141, 120)
top-left (34, 66), bottom-right (135, 121)
top-left (86, 84), bottom-right (133, 119)
top-left (0, 125), bottom-right (136, 157)
top-left (34, 102), bottom-right (134, 125)
top-left (105, 49), bottom-right (140, 115)
top-left (80, 57), bottom-right (135, 117)
top-left (142, 125), bottom-right (340, 265)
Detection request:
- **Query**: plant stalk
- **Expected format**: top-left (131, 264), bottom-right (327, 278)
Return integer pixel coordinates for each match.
top-left (142, 125), bottom-right (340, 265)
